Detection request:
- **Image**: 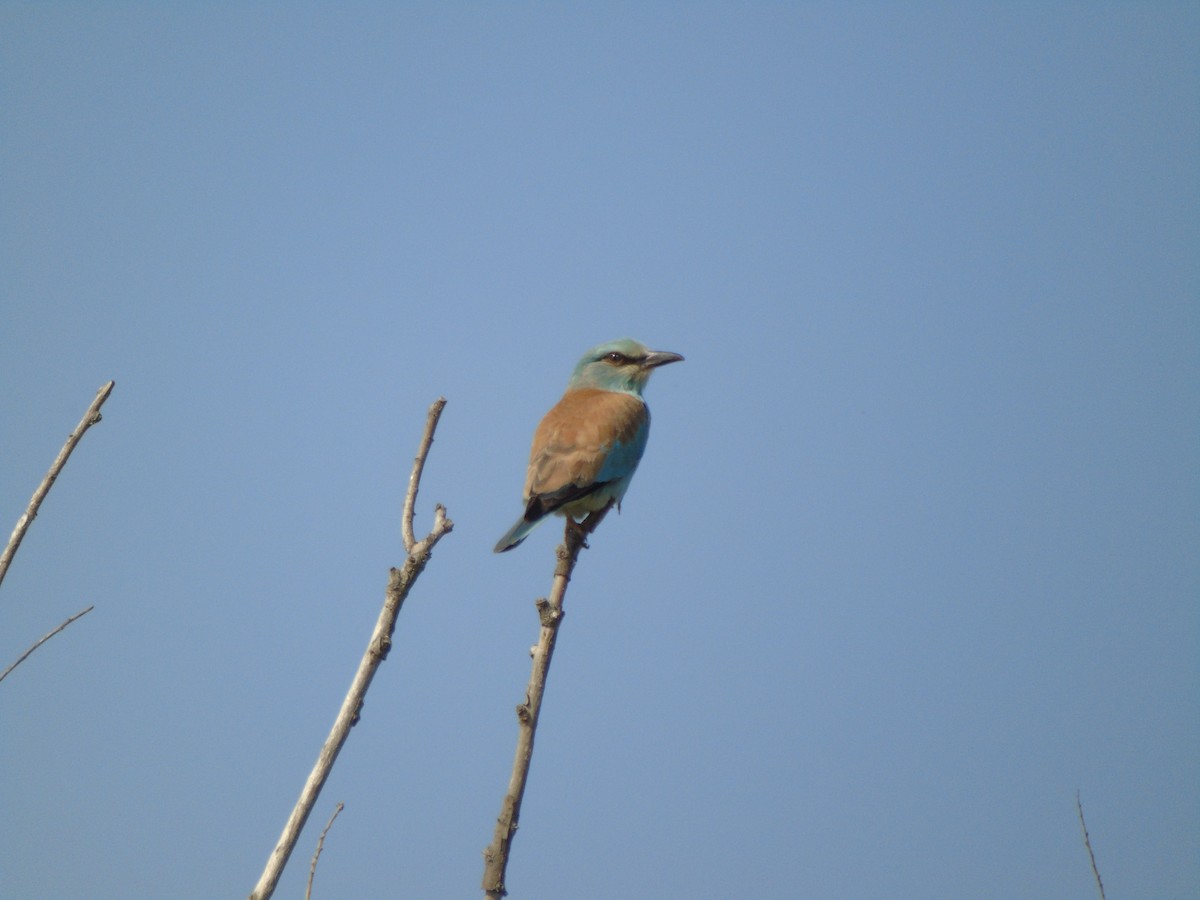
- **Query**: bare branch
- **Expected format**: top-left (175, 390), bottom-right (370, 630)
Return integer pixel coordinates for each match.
top-left (0, 381), bottom-right (115, 592)
top-left (1076, 790), bottom-right (1106, 900)
top-left (481, 504), bottom-right (612, 899)
top-left (0, 605), bottom-right (95, 685)
top-left (305, 802), bottom-right (344, 900)
top-left (402, 398), bottom-right (446, 552)
top-left (249, 399), bottom-right (453, 900)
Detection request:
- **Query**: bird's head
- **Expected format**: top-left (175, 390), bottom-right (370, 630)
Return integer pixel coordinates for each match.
top-left (568, 338), bottom-right (684, 396)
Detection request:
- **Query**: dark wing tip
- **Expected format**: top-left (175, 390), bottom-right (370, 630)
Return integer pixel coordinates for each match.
top-left (526, 481), bottom-right (610, 519)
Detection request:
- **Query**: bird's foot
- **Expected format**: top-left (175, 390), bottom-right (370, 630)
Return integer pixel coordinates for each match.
top-left (565, 516), bottom-right (590, 549)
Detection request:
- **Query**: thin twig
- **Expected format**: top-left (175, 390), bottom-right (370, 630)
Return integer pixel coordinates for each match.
top-left (481, 504), bottom-right (612, 899)
top-left (249, 399), bottom-right (453, 900)
top-left (1076, 790), bottom-right (1106, 900)
top-left (305, 802), bottom-right (344, 900)
top-left (0, 381), bottom-right (115, 592)
top-left (402, 398), bottom-right (445, 552)
top-left (0, 605), bottom-right (95, 685)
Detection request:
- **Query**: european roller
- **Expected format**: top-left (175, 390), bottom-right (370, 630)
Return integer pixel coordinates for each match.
top-left (493, 338), bottom-right (684, 553)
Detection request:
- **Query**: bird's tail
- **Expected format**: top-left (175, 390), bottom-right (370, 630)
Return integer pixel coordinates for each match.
top-left (493, 516), bottom-right (542, 553)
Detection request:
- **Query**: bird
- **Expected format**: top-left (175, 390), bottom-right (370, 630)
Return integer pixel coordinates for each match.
top-left (494, 338), bottom-right (684, 553)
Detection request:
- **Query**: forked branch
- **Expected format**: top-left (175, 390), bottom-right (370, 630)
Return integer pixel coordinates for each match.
top-left (249, 399), bottom-right (452, 900)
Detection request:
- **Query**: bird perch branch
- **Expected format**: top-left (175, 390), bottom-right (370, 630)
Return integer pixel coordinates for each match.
top-left (249, 399), bottom-right (452, 900)
top-left (0, 381), bottom-right (115, 592)
top-left (480, 504), bottom-right (612, 898)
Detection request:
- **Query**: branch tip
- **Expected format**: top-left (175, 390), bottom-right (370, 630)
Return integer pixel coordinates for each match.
top-left (1076, 791), bottom-right (1106, 900)
top-left (402, 399), bottom-right (448, 552)
top-left (0, 605), bottom-right (96, 684)
top-left (305, 801), bottom-right (344, 900)
top-left (0, 382), bottom-right (115, 591)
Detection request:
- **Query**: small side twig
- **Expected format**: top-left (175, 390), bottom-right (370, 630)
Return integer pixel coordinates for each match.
top-left (305, 802), bottom-right (344, 900)
top-left (0, 381), bottom-right (115, 592)
top-left (249, 399), bottom-right (453, 900)
top-left (0, 605), bottom-right (95, 685)
top-left (401, 398), bottom-right (444, 552)
top-left (481, 503), bottom-right (612, 899)
top-left (1076, 790), bottom-right (1106, 900)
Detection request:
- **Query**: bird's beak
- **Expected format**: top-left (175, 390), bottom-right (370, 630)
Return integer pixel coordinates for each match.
top-left (642, 349), bottom-right (685, 369)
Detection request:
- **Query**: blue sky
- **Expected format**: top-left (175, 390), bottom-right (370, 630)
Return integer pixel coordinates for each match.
top-left (2, 4), bottom-right (1197, 898)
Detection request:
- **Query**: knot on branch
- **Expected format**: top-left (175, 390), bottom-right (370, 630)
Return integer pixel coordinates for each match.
top-left (371, 633), bottom-right (392, 661)
top-left (535, 597), bottom-right (561, 628)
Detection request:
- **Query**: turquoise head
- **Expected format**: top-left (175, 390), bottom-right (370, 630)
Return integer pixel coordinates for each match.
top-left (567, 338), bottom-right (684, 396)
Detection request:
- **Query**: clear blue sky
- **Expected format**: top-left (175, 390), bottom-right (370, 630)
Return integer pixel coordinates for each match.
top-left (2, 4), bottom-right (1197, 898)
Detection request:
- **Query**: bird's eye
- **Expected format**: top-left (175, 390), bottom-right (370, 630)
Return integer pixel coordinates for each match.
top-left (605, 352), bottom-right (627, 364)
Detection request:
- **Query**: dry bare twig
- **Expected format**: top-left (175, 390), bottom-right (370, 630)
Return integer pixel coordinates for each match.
top-left (1076, 790), bottom-right (1106, 900)
top-left (481, 504), bottom-right (612, 899)
top-left (249, 399), bottom-right (453, 900)
top-left (0, 381), bottom-right (115, 592)
top-left (0, 605), bottom-right (95, 685)
top-left (305, 802), bottom-right (344, 900)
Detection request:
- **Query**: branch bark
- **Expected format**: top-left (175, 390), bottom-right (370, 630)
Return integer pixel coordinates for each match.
top-left (480, 504), bottom-right (612, 898)
top-left (0, 605), bottom-right (95, 685)
top-left (249, 399), bottom-right (453, 900)
top-left (0, 381), bottom-right (115, 592)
